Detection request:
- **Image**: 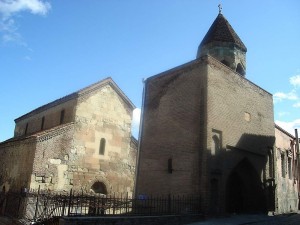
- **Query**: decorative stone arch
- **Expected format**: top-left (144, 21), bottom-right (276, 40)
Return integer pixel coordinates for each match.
top-left (226, 158), bottom-right (266, 213)
top-left (89, 178), bottom-right (110, 195)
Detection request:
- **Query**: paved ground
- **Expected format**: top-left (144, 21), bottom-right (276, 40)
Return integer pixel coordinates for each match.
top-left (187, 213), bottom-right (300, 225)
top-left (0, 217), bottom-right (22, 225)
top-left (1, 213), bottom-right (299, 225)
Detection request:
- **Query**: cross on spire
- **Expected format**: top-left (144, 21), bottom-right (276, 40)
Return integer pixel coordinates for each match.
top-left (218, 4), bottom-right (222, 14)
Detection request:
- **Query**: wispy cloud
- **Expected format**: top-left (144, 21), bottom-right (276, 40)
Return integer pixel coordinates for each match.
top-left (278, 111), bottom-right (290, 117)
top-left (276, 119), bottom-right (300, 136)
top-left (0, 0), bottom-right (51, 44)
top-left (292, 102), bottom-right (300, 108)
top-left (290, 75), bottom-right (300, 88)
top-left (273, 90), bottom-right (298, 103)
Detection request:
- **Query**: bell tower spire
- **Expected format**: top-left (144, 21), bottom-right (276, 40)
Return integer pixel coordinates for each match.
top-left (197, 7), bottom-right (247, 76)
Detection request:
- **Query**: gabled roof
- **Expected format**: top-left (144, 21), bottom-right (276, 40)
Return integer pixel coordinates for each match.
top-left (200, 13), bottom-right (247, 52)
top-left (15, 77), bottom-right (135, 122)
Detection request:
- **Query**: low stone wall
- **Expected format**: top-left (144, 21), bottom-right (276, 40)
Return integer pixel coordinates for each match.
top-left (59, 215), bottom-right (203, 225)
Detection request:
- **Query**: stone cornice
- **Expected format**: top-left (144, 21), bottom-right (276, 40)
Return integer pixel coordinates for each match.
top-left (0, 123), bottom-right (75, 147)
top-left (36, 122), bottom-right (75, 142)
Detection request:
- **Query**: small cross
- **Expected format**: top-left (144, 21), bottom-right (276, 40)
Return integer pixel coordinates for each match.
top-left (218, 4), bottom-right (222, 14)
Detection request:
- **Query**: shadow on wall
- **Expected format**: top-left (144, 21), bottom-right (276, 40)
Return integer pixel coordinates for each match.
top-left (209, 133), bottom-right (275, 215)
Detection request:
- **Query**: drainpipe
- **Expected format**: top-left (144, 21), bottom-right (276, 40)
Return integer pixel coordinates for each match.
top-left (133, 78), bottom-right (146, 198)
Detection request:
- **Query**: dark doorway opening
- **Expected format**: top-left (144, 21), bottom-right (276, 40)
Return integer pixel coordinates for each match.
top-left (226, 158), bottom-right (266, 213)
top-left (91, 182), bottom-right (107, 195)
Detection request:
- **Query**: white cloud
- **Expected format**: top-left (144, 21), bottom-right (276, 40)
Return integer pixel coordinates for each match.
top-left (0, 0), bottom-right (51, 17)
top-left (273, 90), bottom-right (298, 103)
top-left (290, 75), bottom-right (300, 88)
top-left (0, 0), bottom-right (51, 44)
top-left (276, 119), bottom-right (300, 136)
top-left (131, 108), bottom-right (141, 139)
top-left (292, 102), bottom-right (300, 108)
top-left (278, 111), bottom-right (290, 117)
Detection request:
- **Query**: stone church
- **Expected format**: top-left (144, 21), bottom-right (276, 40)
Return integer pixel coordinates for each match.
top-left (135, 11), bottom-right (299, 214)
top-left (0, 77), bottom-right (137, 196)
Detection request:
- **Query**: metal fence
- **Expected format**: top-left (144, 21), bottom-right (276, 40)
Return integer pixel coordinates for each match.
top-left (0, 189), bottom-right (201, 224)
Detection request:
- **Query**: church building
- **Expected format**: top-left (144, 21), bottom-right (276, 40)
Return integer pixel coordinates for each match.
top-left (0, 77), bottom-right (137, 196)
top-left (135, 10), bottom-right (299, 214)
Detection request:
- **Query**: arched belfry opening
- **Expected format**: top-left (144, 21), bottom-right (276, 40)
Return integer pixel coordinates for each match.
top-left (236, 63), bottom-right (245, 76)
top-left (226, 158), bottom-right (266, 213)
top-left (91, 181), bottom-right (108, 195)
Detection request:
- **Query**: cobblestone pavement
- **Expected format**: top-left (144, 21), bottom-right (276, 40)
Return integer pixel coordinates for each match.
top-left (187, 213), bottom-right (300, 225)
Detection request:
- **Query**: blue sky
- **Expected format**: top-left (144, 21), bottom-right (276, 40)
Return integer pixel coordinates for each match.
top-left (0, 0), bottom-right (300, 141)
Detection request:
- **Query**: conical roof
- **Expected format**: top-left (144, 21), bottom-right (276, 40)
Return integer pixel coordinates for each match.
top-left (200, 13), bottom-right (247, 52)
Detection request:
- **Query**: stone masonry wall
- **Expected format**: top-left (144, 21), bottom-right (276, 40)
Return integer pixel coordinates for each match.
top-left (14, 98), bottom-right (76, 138)
top-left (0, 138), bottom-right (36, 192)
top-left (72, 84), bottom-right (136, 195)
top-left (30, 123), bottom-right (75, 191)
top-left (274, 127), bottom-right (298, 213)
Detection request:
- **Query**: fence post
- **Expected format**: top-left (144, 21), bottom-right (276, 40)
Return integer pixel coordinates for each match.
top-left (67, 189), bottom-right (73, 216)
top-left (168, 194), bottom-right (171, 214)
top-left (60, 194), bottom-right (66, 217)
top-left (34, 185), bottom-right (41, 221)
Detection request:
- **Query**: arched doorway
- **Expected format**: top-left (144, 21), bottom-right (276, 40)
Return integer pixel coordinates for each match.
top-left (91, 182), bottom-right (107, 195)
top-left (226, 158), bottom-right (266, 213)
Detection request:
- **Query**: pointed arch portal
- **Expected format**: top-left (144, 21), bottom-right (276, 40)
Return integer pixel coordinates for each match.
top-left (226, 158), bottom-right (266, 213)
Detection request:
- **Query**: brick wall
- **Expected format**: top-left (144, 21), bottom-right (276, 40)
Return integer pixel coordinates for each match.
top-left (136, 59), bottom-right (207, 197)
top-left (136, 55), bottom-right (276, 214)
top-left (204, 56), bottom-right (275, 213)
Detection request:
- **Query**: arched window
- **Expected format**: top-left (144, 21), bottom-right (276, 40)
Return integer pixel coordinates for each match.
top-left (91, 181), bottom-right (107, 195)
top-left (236, 63), bottom-right (245, 76)
top-left (99, 138), bottom-right (106, 155)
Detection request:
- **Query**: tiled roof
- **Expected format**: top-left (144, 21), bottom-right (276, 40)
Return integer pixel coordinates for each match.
top-left (200, 13), bottom-right (247, 52)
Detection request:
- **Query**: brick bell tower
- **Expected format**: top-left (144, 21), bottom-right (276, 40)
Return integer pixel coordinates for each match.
top-left (197, 5), bottom-right (247, 76)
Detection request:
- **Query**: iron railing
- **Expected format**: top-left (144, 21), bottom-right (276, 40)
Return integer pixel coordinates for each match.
top-left (0, 189), bottom-right (201, 224)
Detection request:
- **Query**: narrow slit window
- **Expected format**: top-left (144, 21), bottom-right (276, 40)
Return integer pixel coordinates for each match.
top-left (99, 138), bottom-right (106, 155)
top-left (281, 154), bottom-right (285, 178)
top-left (41, 116), bottom-right (45, 130)
top-left (25, 123), bottom-right (28, 135)
top-left (60, 110), bottom-right (65, 125)
top-left (168, 158), bottom-right (173, 174)
top-left (288, 157), bottom-right (292, 179)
